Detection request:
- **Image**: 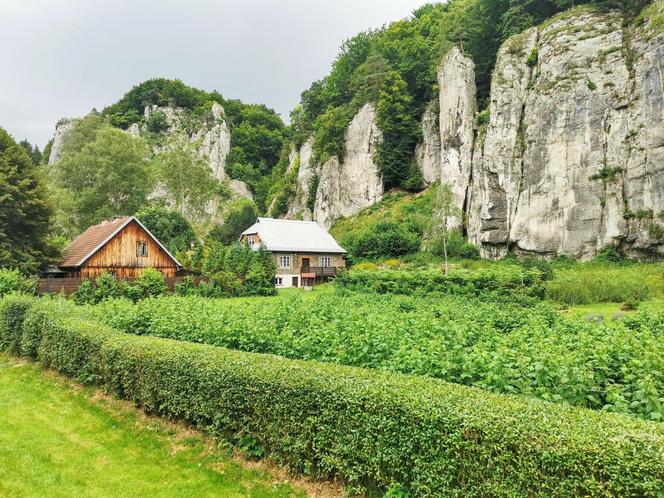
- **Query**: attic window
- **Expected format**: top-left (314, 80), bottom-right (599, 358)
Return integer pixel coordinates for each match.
top-left (136, 241), bottom-right (148, 257)
top-left (247, 235), bottom-right (256, 246)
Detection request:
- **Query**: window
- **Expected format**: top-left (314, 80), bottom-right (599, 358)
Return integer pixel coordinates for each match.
top-left (275, 277), bottom-right (283, 286)
top-left (136, 241), bottom-right (148, 257)
top-left (279, 255), bottom-right (291, 268)
top-left (247, 235), bottom-right (256, 246)
top-left (320, 256), bottom-right (332, 267)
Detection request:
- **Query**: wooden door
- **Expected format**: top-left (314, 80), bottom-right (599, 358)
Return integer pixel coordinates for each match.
top-left (301, 257), bottom-right (310, 272)
top-left (292, 276), bottom-right (299, 287)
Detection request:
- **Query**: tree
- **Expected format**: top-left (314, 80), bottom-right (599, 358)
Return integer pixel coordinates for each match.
top-left (155, 148), bottom-right (220, 220)
top-left (18, 140), bottom-right (43, 166)
top-left (136, 206), bottom-right (198, 254)
top-left (208, 198), bottom-right (258, 246)
top-left (429, 183), bottom-right (464, 275)
top-left (375, 70), bottom-right (421, 189)
top-left (55, 125), bottom-right (153, 232)
top-left (0, 128), bottom-right (56, 273)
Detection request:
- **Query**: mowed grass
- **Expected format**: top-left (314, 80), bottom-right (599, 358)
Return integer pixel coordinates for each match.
top-left (0, 355), bottom-right (304, 498)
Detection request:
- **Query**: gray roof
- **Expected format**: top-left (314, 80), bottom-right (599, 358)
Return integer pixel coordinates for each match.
top-left (241, 218), bottom-right (346, 254)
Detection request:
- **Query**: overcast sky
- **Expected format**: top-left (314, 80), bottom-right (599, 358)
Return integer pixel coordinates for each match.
top-left (1, 0), bottom-right (430, 148)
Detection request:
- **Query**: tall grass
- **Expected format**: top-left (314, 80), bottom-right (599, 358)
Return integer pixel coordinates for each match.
top-left (546, 265), bottom-right (655, 305)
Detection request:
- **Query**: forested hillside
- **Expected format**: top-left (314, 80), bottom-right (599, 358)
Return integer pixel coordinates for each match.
top-left (3, 0), bottom-right (661, 273)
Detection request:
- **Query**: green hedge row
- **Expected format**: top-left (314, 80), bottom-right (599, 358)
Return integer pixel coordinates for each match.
top-left (2, 295), bottom-right (664, 496)
top-left (336, 267), bottom-right (545, 299)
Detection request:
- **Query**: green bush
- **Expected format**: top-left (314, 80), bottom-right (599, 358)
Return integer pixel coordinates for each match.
top-left (336, 266), bottom-right (544, 299)
top-left (3, 297), bottom-right (664, 497)
top-left (131, 269), bottom-right (168, 300)
top-left (345, 222), bottom-right (421, 260)
top-left (428, 232), bottom-right (480, 260)
top-left (0, 268), bottom-right (36, 297)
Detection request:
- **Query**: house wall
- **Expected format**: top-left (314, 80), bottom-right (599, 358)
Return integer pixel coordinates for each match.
top-left (273, 252), bottom-right (345, 288)
top-left (239, 233), bottom-right (261, 248)
top-left (81, 220), bottom-right (178, 279)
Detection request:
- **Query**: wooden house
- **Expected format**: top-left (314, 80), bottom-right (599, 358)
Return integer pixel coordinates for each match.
top-left (44, 216), bottom-right (181, 280)
top-left (240, 218), bottom-right (346, 288)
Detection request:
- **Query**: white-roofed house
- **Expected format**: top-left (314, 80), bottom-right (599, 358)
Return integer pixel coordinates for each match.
top-left (240, 218), bottom-right (346, 288)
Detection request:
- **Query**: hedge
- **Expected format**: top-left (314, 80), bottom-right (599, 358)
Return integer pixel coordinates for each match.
top-left (336, 267), bottom-right (545, 299)
top-left (1, 295), bottom-right (664, 497)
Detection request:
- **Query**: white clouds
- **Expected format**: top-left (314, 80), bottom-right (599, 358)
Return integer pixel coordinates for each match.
top-left (0, 0), bottom-right (428, 146)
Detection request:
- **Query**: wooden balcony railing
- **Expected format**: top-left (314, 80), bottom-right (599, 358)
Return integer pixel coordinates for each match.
top-left (300, 266), bottom-right (340, 277)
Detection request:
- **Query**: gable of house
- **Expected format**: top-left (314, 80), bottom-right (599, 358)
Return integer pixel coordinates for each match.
top-left (59, 217), bottom-right (181, 279)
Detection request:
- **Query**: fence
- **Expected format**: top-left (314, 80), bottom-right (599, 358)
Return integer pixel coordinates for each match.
top-left (38, 276), bottom-right (207, 296)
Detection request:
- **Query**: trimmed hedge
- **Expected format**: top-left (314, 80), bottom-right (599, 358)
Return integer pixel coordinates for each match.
top-left (2, 295), bottom-right (664, 496)
top-left (336, 267), bottom-right (545, 299)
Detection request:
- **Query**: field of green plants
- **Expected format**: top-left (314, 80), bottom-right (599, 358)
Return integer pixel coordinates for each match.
top-left (84, 264), bottom-right (664, 422)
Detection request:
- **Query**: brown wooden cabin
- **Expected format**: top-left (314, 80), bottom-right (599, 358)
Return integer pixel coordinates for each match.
top-left (43, 216), bottom-right (181, 280)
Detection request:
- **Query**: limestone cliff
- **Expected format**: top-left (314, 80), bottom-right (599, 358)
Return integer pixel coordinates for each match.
top-left (468, 7), bottom-right (664, 259)
top-left (313, 103), bottom-right (384, 229)
top-left (283, 104), bottom-right (383, 228)
top-left (405, 6), bottom-right (664, 260)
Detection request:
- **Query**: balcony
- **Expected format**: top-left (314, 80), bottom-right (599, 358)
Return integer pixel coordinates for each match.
top-left (300, 266), bottom-right (340, 277)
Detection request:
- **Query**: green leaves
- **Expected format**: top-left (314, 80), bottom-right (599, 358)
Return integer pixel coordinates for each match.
top-left (3, 295), bottom-right (664, 496)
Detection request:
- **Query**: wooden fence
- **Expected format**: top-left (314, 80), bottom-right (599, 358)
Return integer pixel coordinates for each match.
top-left (38, 275), bottom-right (207, 296)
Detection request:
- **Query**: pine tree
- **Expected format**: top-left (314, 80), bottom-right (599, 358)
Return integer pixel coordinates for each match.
top-left (0, 128), bottom-right (56, 273)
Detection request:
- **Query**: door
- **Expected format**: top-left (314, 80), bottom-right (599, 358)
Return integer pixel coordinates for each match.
top-left (292, 276), bottom-right (299, 288)
top-left (301, 257), bottom-right (310, 272)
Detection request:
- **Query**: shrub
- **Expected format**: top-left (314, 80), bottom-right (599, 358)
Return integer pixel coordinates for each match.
top-left (428, 232), bottom-right (480, 260)
top-left (174, 275), bottom-right (196, 296)
top-left (336, 266), bottom-right (544, 299)
top-left (594, 245), bottom-right (623, 263)
top-left (72, 280), bottom-right (95, 305)
top-left (131, 269), bottom-right (168, 300)
top-left (345, 222), bottom-right (420, 260)
top-left (3, 298), bottom-right (664, 497)
top-left (94, 272), bottom-right (123, 302)
top-left (0, 268), bottom-right (36, 297)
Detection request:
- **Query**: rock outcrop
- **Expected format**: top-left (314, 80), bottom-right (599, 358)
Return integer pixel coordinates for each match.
top-left (467, 8), bottom-right (664, 259)
top-left (415, 101), bottom-right (441, 185)
top-left (439, 47), bottom-right (478, 215)
top-left (404, 6), bottom-right (664, 260)
top-left (144, 102), bottom-right (231, 182)
top-left (47, 119), bottom-right (75, 164)
top-left (286, 138), bottom-right (315, 220)
top-left (313, 103), bottom-right (384, 228)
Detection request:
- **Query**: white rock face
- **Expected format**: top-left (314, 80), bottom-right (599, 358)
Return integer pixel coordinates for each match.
top-left (468, 9), bottom-right (664, 259)
top-left (439, 47), bottom-right (477, 217)
top-left (145, 102), bottom-right (230, 181)
top-left (415, 101), bottom-right (441, 185)
top-left (467, 28), bottom-right (539, 258)
top-left (48, 120), bottom-right (75, 164)
top-left (314, 103), bottom-right (384, 228)
top-left (229, 179), bottom-right (253, 200)
top-left (286, 138), bottom-right (315, 220)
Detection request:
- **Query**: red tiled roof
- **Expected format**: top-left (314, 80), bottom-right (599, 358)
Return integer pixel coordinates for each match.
top-left (59, 217), bottom-right (131, 267)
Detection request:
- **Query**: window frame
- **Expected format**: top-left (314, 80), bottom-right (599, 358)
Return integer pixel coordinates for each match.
top-left (275, 276), bottom-right (283, 286)
top-left (136, 240), bottom-right (148, 258)
top-left (320, 255), bottom-right (332, 267)
top-left (247, 235), bottom-right (256, 246)
top-left (278, 255), bottom-right (291, 268)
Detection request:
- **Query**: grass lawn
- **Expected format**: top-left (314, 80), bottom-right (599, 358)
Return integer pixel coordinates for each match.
top-left (0, 354), bottom-right (307, 498)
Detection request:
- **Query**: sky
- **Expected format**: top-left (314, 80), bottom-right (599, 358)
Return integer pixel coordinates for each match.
top-left (1, 0), bottom-right (430, 148)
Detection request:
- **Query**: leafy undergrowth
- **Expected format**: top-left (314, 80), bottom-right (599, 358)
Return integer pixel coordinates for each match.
top-left (0, 354), bottom-right (311, 498)
top-left (329, 188), bottom-right (435, 252)
top-left (86, 288), bottom-right (664, 421)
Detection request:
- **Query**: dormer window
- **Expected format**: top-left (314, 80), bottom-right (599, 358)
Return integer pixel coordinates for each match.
top-left (136, 240), bottom-right (148, 257)
top-left (247, 235), bottom-right (256, 246)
